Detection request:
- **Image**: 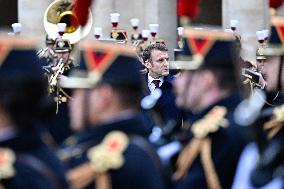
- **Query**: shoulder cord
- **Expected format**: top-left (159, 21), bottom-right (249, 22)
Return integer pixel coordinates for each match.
top-left (173, 137), bottom-right (222, 189)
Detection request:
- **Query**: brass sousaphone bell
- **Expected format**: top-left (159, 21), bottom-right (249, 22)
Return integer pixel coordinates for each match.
top-left (44, 0), bottom-right (93, 44)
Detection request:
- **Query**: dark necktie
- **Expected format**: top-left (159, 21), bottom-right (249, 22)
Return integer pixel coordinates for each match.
top-left (152, 80), bottom-right (160, 88)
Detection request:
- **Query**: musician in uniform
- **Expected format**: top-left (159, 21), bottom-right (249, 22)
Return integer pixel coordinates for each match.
top-left (51, 39), bottom-right (73, 72)
top-left (40, 38), bottom-right (75, 146)
top-left (171, 27), bottom-right (249, 189)
top-left (58, 42), bottom-right (167, 189)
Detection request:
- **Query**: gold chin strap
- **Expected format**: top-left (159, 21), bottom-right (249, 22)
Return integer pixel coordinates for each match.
top-left (173, 106), bottom-right (228, 189)
top-left (173, 138), bottom-right (222, 189)
top-left (263, 105), bottom-right (284, 139)
top-left (96, 173), bottom-right (112, 189)
top-left (66, 163), bottom-right (111, 189)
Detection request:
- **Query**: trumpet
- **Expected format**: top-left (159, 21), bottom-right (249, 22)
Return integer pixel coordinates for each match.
top-left (49, 58), bottom-right (65, 87)
top-left (37, 47), bottom-right (55, 59)
top-left (37, 47), bottom-right (48, 58)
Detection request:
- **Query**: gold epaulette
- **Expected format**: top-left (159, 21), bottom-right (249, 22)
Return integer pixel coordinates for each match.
top-left (67, 131), bottom-right (129, 189)
top-left (191, 106), bottom-right (228, 138)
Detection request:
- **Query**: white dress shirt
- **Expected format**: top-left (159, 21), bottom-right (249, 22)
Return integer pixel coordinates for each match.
top-left (148, 74), bottom-right (164, 93)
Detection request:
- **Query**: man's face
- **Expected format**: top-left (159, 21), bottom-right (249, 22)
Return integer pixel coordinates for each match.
top-left (174, 70), bottom-right (205, 111)
top-left (145, 49), bottom-right (169, 78)
top-left (256, 58), bottom-right (266, 73)
top-left (55, 51), bottom-right (70, 63)
top-left (69, 86), bottom-right (107, 131)
top-left (262, 56), bottom-right (281, 92)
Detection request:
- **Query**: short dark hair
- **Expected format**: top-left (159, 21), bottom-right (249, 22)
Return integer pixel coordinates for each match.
top-left (111, 85), bottom-right (141, 111)
top-left (203, 67), bottom-right (239, 92)
top-left (141, 43), bottom-right (168, 62)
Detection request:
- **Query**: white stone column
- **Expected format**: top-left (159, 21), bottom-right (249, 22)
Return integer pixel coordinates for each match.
top-left (18, 0), bottom-right (52, 37)
top-left (222, 0), bottom-right (270, 62)
top-left (91, 0), bottom-right (177, 59)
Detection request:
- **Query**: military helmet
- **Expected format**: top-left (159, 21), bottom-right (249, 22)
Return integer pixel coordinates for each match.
top-left (256, 47), bottom-right (266, 60)
top-left (262, 17), bottom-right (284, 56)
top-left (54, 38), bottom-right (72, 53)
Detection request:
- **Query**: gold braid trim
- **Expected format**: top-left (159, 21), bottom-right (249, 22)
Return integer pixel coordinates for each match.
top-left (59, 87), bottom-right (73, 100)
top-left (173, 106), bottom-right (226, 189)
top-left (67, 163), bottom-right (97, 189)
top-left (173, 138), bottom-right (202, 180)
top-left (200, 138), bottom-right (222, 189)
top-left (263, 119), bottom-right (283, 139)
top-left (173, 138), bottom-right (222, 189)
top-left (96, 173), bottom-right (112, 189)
top-left (66, 163), bottom-right (112, 189)
top-left (263, 105), bottom-right (284, 139)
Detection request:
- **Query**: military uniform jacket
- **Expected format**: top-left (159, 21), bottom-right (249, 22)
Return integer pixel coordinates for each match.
top-left (61, 114), bottom-right (166, 189)
top-left (0, 131), bottom-right (69, 189)
top-left (175, 93), bottom-right (249, 189)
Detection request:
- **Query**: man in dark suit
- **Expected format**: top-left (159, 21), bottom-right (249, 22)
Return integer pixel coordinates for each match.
top-left (59, 42), bottom-right (167, 189)
top-left (141, 43), bottom-right (183, 133)
top-left (171, 28), bottom-right (249, 189)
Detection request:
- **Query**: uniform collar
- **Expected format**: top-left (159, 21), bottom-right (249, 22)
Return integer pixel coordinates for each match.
top-left (0, 131), bottom-right (43, 152)
top-left (191, 93), bottom-right (242, 122)
top-left (75, 113), bottom-right (151, 145)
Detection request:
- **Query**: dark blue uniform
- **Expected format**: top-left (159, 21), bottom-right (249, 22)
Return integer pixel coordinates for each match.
top-left (0, 131), bottom-right (69, 189)
top-left (61, 114), bottom-right (166, 189)
top-left (37, 57), bottom-right (74, 145)
top-left (175, 93), bottom-right (249, 189)
top-left (156, 75), bottom-right (183, 125)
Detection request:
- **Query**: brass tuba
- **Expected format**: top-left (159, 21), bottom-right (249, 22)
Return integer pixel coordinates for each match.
top-left (43, 0), bottom-right (93, 44)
